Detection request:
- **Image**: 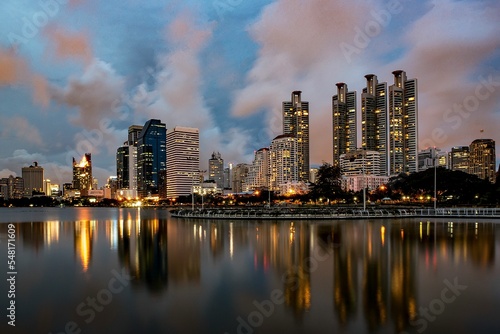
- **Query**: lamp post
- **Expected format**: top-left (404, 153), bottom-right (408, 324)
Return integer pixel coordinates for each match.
top-left (356, 148), bottom-right (366, 211)
top-left (200, 170), bottom-right (206, 209)
top-left (266, 173), bottom-right (272, 208)
top-left (191, 175), bottom-right (195, 211)
top-left (362, 150), bottom-right (366, 211)
top-left (433, 147), bottom-right (437, 210)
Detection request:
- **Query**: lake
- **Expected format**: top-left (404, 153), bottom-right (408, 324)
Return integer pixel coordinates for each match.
top-left (0, 207), bottom-right (499, 334)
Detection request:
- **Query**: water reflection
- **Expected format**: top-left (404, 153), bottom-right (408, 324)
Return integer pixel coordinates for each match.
top-left (1, 211), bottom-right (497, 334)
top-left (74, 221), bottom-right (95, 272)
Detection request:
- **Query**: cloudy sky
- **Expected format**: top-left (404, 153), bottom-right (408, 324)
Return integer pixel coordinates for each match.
top-left (1, 0), bottom-right (499, 186)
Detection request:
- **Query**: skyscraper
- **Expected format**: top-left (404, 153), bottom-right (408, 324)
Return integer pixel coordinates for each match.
top-left (73, 153), bottom-right (92, 195)
top-left (232, 163), bottom-right (250, 193)
top-left (246, 147), bottom-right (270, 191)
top-left (449, 146), bottom-right (470, 173)
top-left (166, 126), bottom-right (199, 198)
top-left (333, 83), bottom-right (357, 166)
top-left (283, 91), bottom-right (310, 182)
top-left (208, 152), bottom-right (224, 189)
top-left (137, 119), bottom-right (166, 198)
top-left (388, 70), bottom-right (418, 175)
top-left (116, 145), bottom-right (138, 191)
top-left (128, 125), bottom-right (143, 146)
top-left (223, 163), bottom-right (233, 190)
top-left (270, 134), bottom-right (298, 191)
top-left (22, 162), bottom-right (44, 196)
top-left (469, 139), bottom-right (496, 183)
top-left (362, 74), bottom-right (388, 175)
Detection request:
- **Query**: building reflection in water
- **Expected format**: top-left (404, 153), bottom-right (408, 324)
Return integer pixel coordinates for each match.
top-left (117, 209), bottom-right (169, 292)
top-left (19, 221), bottom-right (61, 252)
top-left (250, 221), bottom-right (312, 319)
top-left (332, 222), bottom-right (359, 325)
top-left (74, 220), bottom-right (95, 272)
top-left (325, 220), bottom-right (495, 333)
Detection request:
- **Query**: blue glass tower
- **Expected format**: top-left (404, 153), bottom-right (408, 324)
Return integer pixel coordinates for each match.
top-left (137, 119), bottom-right (166, 198)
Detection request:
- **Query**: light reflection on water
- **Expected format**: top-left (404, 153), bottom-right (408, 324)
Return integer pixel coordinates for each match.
top-left (0, 207), bottom-right (499, 334)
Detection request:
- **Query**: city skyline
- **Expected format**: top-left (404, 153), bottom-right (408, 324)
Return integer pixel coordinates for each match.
top-left (1, 0), bottom-right (499, 186)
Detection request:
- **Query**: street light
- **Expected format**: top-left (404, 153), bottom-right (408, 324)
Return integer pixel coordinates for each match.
top-left (266, 173), bottom-right (272, 208)
top-left (433, 147), bottom-right (437, 210)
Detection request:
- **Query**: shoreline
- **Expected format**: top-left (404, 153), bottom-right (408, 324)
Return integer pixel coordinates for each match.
top-left (170, 207), bottom-right (500, 220)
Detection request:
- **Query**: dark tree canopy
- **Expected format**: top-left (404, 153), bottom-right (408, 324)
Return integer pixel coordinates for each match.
top-left (310, 162), bottom-right (343, 201)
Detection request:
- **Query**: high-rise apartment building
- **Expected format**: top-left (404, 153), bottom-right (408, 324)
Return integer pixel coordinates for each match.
top-left (246, 147), bottom-right (270, 191)
top-left (22, 162), bottom-right (44, 196)
top-left (340, 149), bottom-right (381, 176)
top-left (166, 126), bottom-right (200, 198)
top-left (469, 139), bottom-right (496, 183)
top-left (116, 145), bottom-right (138, 191)
top-left (283, 91), bottom-right (310, 182)
top-left (333, 83), bottom-right (357, 166)
top-left (223, 164), bottom-right (232, 190)
top-left (270, 134), bottom-right (298, 191)
top-left (208, 152), bottom-right (224, 189)
top-left (232, 163), bottom-right (250, 193)
top-left (388, 70), bottom-right (418, 175)
top-left (0, 176), bottom-right (24, 200)
top-left (449, 146), bottom-right (470, 173)
top-left (73, 153), bottom-right (93, 195)
top-left (137, 119), bottom-right (166, 198)
top-left (362, 74), bottom-right (388, 175)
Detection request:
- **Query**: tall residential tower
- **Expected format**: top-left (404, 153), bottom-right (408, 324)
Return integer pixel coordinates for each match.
top-left (388, 70), bottom-right (418, 175)
top-left (362, 75), bottom-right (388, 175)
top-left (333, 83), bottom-right (357, 166)
top-left (283, 91), bottom-right (310, 182)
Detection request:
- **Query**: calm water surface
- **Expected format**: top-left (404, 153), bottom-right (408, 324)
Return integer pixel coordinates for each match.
top-left (0, 207), bottom-right (499, 334)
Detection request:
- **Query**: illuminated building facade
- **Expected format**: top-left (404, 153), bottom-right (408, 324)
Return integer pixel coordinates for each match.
top-left (270, 134), bottom-right (298, 191)
top-left (333, 83), bottom-right (357, 166)
top-left (389, 70), bottom-right (418, 175)
top-left (340, 149), bottom-right (381, 176)
top-left (283, 91), bottom-right (310, 182)
top-left (137, 119), bottom-right (166, 198)
top-left (246, 147), bottom-right (270, 191)
top-left (0, 175), bottom-right (24, 200)
top-left (362, 74), bottom-right (388, 175)
top-left (73, 153), bottom-right (93, 195)
top-left (166, 126), bottom-right (199, 198)
top-left (449, 146), bottom-right (470, 173)
top-left (231, 163), bottom-right (250, 193)
top-left (116, 145), bottom-right (138, 192)
top-left (208, 152), bottom-right (224, 189)
top-left (418, 147), bottom-right (448, 171)
top-left (469, 139), bottom-right (496, 183)
top-left (22, 162), bottom-right (44, 196)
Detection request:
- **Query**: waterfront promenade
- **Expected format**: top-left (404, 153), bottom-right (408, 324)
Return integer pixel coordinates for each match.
top-left (170, 207), bottom-right (500, 220)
